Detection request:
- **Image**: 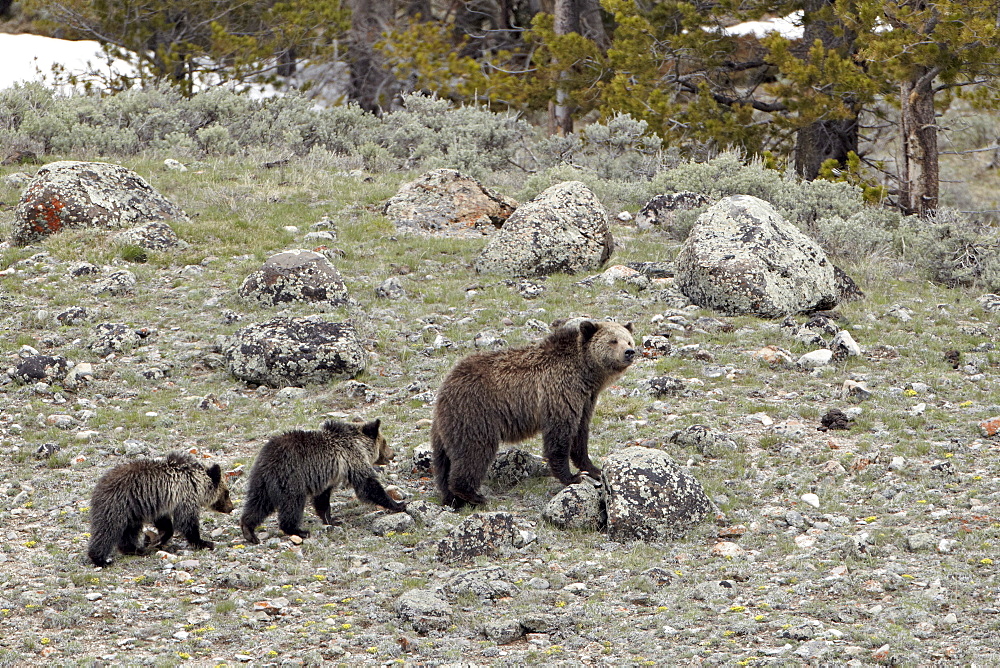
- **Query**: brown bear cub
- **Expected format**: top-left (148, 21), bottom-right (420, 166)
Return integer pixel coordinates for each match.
top-left (240, 419), bottom-right (405, 544)
top-left (432, 319), bottom-right (636, 508)
top-left (88, 452), bottom-right (234, 566)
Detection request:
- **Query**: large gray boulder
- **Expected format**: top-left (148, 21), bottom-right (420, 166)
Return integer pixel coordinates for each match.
top-left (225, 317), bottom-right (366, 386)
top-left (12, 161), bottom-right (187, 245)
top-left (238, 249), bottom-right (348, 308)
top-left (436, 512), bottom-right (524, 562)
top-left (383, 168), bottom-right (517, 234)
top-left (675, 195), bottom-right (838, 318)
top-left (603, 446), bottom-right (712, 542)
top-left (474, 181), bottom-right (613, 276)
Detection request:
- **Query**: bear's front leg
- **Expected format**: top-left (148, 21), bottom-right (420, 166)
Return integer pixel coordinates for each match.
top-left (543, 425), bottom-right (580, 485)
top-left (570, 409), bottom-right (602, 480)
top-left (175, 505), bottom-right (214, 550)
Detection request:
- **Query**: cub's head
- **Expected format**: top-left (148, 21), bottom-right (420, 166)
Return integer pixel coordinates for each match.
top-left (580, 320), bottom-right (637, 374)
top-left (361, 418), bottom-right (394, 465)
top-left (205, 464), bottom-right (235, 514)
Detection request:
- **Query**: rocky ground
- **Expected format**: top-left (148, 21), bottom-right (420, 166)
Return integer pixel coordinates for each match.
top-left (1, 158), bottom-right (1000, 667)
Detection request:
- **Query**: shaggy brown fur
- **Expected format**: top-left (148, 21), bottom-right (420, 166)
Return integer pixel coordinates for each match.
top-left (88, 452), bottom-right (234, 566)
top-left (432, 319), bottom-right (636, 508)
top-left (240, 419), bottom-right (404, 544)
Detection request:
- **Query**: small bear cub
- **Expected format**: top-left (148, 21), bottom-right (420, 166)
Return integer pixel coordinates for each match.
top-left (88, 452), bottom-right (234, 567)
top-left (240, 418), bottom-right (405, 544)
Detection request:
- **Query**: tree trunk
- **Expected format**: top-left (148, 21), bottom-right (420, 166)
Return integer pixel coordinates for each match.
top-left (346, 0), bottom-right (396, 114)
top-left (552, 0), bottom-right (579, 135)
top-left (793, 0), bottom-right (859, 180)
top-left (899, 66), bottom-right (940, 216)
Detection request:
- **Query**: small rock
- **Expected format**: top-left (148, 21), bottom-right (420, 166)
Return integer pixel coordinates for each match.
top-left (801, 493), bottom-right (820, 508)
top-left (710, 541), bottom-right (745, 558)
top-left (798, 349), bottom-right (833, 368)
top-left (842, 380), bottom-right (872, 402)
top-left (907, 533), bottom-right (936, 552)
top-left (979, 416), bottom-right (1000, 438)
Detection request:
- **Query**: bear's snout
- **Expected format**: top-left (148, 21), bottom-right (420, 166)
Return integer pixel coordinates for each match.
top-left (624, 347), bottom-right (636, 362)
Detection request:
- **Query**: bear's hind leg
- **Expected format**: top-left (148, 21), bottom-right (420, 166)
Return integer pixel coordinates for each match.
top-left (239, 480), bottom-right (275, 544)
top-left (448, 443), bottom-right (494, 508)
top-left (432, 437), bottom-right (456, 507)
top-left (117, 518), bottom-right (146, 556)
top-left (277, 493), bottom-right (310, 539)
top-left (151, 515), bottom-right (174, 548)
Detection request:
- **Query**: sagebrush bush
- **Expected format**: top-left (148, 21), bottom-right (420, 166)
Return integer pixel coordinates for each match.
top-left (0, 86), bottom-right (531, 173)
top-left (899, 209), bottom-right (1000, 291)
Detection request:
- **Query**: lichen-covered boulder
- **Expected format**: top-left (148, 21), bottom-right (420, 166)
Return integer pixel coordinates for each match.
top-left (13, 355), bottom-right (69, 383)
top-left (542, 481), bottom-right (605, 531)
top-left (12, 161), bottom-right (188, 245)
top-left (603, 446), bottom-right (712, 542)
top-left (396, 589), bottom-right (453, 634)
top-left (91, 269), bottom-right (137, 297)
top-left (474, 181), bottom-right (613, 276)
top-left (113, 221), bottom-right (187, 250)
top-left (487, 447), bottom-right (548, 491)
top-left (224, 317), bottom-right (366, 387)
top-left (89, 323), bottom-right (143, 356)
top-left (444, 566), bottom-right (519, 602)
top-left (635, 191), bottom-right (710, 231)
top-left (383, 168), bottom-right (517, 234)
top-left (238, 250), bottom-right (348, 308)
top-left (675, 195), bottom-right (838, 318)
top-left (436, 512), bottom-right (524, 562)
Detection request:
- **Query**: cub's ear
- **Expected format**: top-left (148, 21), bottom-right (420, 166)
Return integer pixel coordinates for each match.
top-left (361, 418), bottom-right (382, 440)
top-left (579, 320), bottom-right (599, 342)
top-left (207, 464), bottom-right (222, 487)
top-left (624, 322), bottom-right (634, 333)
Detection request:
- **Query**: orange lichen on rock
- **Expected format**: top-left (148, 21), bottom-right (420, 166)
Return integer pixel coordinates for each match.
top-left (32, 194), bottom-right (65, 234)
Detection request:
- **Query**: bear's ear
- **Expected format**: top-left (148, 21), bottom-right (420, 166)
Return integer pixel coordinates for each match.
top-left (579, 320), bottom-right (599, 343)
top-left (361, 418), bottom-right (381, 440)
top-left (207, 464), bottom-right (222, 487)
top-left (624, 322), bottom-right (634, 333)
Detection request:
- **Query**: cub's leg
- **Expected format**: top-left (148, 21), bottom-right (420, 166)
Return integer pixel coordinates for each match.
top-left (174, 504), bottom-right (214, 550)
top-left (117, 518), bottom-right (146, 555)
top-left (313, 487), bottom-right (338, 525)
top-left (277, 493), bottom-right (310, 539)
top-left (348, 469), bottom-right (405, 512)
top-left (147, 515), bottom-right (174, 548)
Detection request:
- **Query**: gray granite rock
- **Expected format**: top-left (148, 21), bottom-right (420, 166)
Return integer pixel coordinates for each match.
top-left (474, 181), bottom-right (613, 276)
top-left (13, 161), bottom-right (187, 245)
top-left (225, 317), bottom-right (366, 386)
top-left (675, 195), bottom-right (838, 318)
top-left (603, 446), bottom-right (712, 542)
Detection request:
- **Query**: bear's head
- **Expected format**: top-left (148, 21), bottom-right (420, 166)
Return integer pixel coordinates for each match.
top-left (580, 320), bottom-right (636, 376)
top-left (361, 418), bottom-right (394, 465)
top-left (205, 463), bottom-right (235, 514)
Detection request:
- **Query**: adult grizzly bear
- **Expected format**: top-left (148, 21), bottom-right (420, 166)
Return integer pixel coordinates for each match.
top-left (432, 319), bottom-right (636, 508)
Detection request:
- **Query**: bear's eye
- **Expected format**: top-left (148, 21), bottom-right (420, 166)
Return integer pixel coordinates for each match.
top-left (609, 339), bottom-right (617, 344)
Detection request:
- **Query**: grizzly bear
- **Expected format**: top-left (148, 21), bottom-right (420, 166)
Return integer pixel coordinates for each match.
top-left (240, 419), bottom-right (405, 544)
top-left (432, 319), bottom-right (636, 508)
top-left (88, 452), bottom-right (234, 566)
